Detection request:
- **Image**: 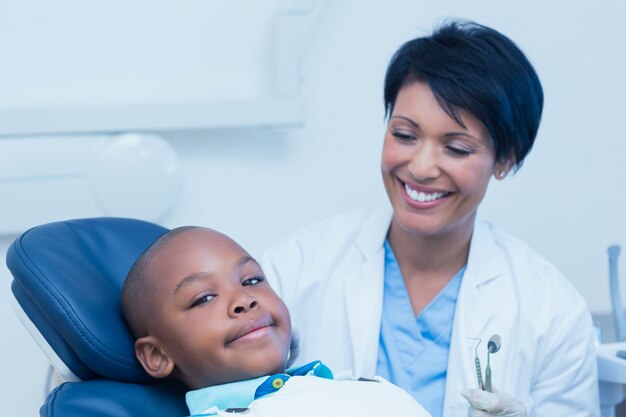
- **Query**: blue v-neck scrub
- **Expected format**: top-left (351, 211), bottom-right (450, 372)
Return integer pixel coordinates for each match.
top-left (376, 241), bottom-right (465, 417)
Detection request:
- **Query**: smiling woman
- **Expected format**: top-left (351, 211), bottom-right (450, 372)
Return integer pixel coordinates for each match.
top-left (262, 19), bottom-right (599, 417)
top-left (382, 82), bottom-right (509, 256)
top-left (381, 81), bottom-right (510, 319)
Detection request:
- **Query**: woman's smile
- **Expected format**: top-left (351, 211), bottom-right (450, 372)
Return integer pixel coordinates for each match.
top-left (401, 180), bottom-right (452, 207)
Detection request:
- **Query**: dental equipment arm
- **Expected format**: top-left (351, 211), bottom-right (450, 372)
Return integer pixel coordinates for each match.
top-left (609, 245), bottom-right (625, 341)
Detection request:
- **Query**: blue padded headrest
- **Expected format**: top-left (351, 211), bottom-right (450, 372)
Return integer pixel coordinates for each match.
top-left (42, 379), bottom-right (188, 417)
top-left (7, 218), bottom-right (168, 383)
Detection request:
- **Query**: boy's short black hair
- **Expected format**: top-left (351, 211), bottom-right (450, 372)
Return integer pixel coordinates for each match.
top-left (122, 226), bottom-right (200, 338)
top-left (384, 19), bottom-right (543, 170)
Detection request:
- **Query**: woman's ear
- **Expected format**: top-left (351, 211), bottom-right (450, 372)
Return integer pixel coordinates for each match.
top-left (494, 155), bottom-right (515, 180)
top-left (135, 336), bottom-right (175, 379)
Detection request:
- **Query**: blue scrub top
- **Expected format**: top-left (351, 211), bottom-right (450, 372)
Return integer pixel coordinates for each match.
top-left (377, 240), bottom-right (464, 417)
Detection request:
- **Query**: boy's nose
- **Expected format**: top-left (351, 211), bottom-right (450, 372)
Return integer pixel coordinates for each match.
top-left (229, 295), bottom-right (258, 316)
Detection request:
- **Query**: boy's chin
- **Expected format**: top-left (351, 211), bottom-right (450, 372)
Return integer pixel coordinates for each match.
top-left (248, 360), bottom-right (287, 379)
top-left (243, 353), bottom-right (289, 379)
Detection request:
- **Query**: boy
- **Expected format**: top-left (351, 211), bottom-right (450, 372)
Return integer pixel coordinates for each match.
top-left (122, 226), bottom-right (431, 417)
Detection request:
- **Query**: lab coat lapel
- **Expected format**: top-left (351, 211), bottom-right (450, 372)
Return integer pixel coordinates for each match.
top-left (459, 219), bottom-right (501, 344)
top-left (339, 212), bottom-right (503, 414)
top-left (342, 208), bottom-right (391, 377)
top-left (443, 218), bottom-right (502, 417)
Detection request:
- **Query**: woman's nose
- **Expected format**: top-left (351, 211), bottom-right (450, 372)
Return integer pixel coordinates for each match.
top-left (229, 292), bottom-right (259, 316)
top-left (407, 144), bottom-right (440, 181)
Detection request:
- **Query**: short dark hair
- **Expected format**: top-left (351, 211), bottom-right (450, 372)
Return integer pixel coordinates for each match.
top-left (122, 226), bottom-right (200, 338)
top-left (384, 19), bottom-right (543, 170)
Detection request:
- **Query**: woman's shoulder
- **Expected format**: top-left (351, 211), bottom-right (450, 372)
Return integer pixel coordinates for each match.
top-left (481, 220), bottom-right (548, 261)
top-left (478, 219), bottom-right (585, 302)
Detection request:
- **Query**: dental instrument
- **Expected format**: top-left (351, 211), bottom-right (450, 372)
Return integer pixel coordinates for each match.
top-left (484, 335), bottom-right (502, 392)
top-left (469, 338), bottom-right (484, 390)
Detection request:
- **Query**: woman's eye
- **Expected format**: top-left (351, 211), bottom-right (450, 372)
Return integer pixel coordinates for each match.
top-left (190, 294), bottom-right (215, 308)
top-left (243, 276), bottom-right (264, 286)
top-left (446, 146), bottom-right (473, 157)
top-left (391, 130), bottom-right (415, 141)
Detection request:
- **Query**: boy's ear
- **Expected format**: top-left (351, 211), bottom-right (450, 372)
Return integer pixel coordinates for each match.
top-left (135, 336), bottom-right (175, 379)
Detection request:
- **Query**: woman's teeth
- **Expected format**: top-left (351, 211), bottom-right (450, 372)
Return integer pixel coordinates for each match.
top-left (404, 183), bottom-right (447, 203)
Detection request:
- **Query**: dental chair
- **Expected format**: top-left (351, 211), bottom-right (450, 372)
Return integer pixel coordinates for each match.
top-left (7, 218), bottom-right (188, 417)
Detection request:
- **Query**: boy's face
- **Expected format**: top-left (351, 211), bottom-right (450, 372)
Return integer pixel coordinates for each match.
top-left (142, 228), bottom-right (291, 389)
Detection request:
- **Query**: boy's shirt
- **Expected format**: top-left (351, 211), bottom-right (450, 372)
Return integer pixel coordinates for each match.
top-left (186, 361), bottom-right (333, 415)
top-left (186, 361), bottom-right (432, 417)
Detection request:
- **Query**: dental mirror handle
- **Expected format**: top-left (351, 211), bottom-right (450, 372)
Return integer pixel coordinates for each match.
top-left (484, 334), bottom-right (501, 392)
top-left (484, 354), bottom-right (492, 392)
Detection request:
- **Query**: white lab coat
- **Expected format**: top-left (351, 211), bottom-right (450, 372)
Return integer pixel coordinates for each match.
top-left (261, 207), bottom-right (599, 417)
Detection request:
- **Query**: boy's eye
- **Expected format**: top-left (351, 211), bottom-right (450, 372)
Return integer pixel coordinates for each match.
top-left (242, 276), bottom-right (264, 286)
top-left (190, 294), bottom-right (215, 308)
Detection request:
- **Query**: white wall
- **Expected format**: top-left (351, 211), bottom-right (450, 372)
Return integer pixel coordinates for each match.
top-left (2, 1), bottom-right (625, 416)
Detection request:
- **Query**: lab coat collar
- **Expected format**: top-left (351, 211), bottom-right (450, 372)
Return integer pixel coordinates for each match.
top-left (450, 216), bottom-right (502, 399)
top-left (343, 207), bottom-right (391, 376)
top-left (443, 217), bottom-right (504, 417)
top-left (353, 207), bottom-right (503, 286)
top-left (342, 248), bottom-right (386, 377)
top-left (343, 207), bottom-right (503, 387)
top-left (353, 206), bottom-right (393, 259)
top-left (464, 217), bottom-right (503, 288)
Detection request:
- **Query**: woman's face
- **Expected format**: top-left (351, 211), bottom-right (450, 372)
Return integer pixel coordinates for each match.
top-left (381, 81), bottom-right (510, 239)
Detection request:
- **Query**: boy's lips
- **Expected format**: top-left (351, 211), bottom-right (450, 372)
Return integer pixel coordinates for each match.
top-left (226, 316), bottom-right (274, 345)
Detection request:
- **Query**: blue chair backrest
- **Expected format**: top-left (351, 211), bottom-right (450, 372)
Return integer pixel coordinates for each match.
top-left (7, 218), bottom-right (188, 417)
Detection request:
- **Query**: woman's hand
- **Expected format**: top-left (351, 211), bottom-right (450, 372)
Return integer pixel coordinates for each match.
top-left (461, 388), bottom-right (527, 417)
